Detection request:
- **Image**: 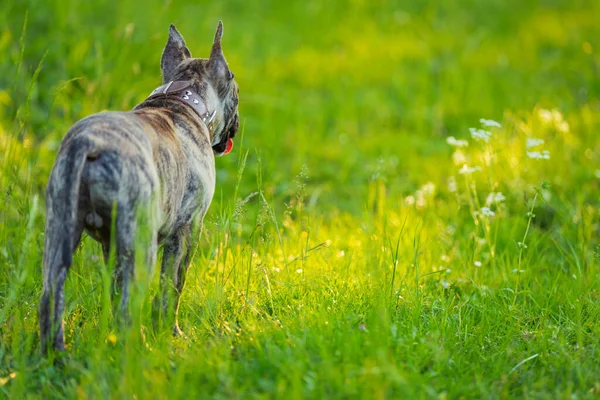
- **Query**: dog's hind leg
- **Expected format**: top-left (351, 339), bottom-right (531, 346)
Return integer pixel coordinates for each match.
top-left (40, 140), bottom-right (89, 353)
top-left (112, 186), bottom-right (158, 321)
top-left (85, 153), bottom-right (159, 320)
top-left (39, 219), bottom-right (84, 353)
top-left (112, 205), bottom-right (135, 319)
top-left (157, 224), bottom-right (192, 335)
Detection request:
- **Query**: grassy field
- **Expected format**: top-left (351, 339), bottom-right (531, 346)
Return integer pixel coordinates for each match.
top-left (1, 0), bottom-right (600, 398)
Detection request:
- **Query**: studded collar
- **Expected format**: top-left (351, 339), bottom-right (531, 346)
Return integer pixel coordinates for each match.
top-left (146, 80), bottom-right (216, 132)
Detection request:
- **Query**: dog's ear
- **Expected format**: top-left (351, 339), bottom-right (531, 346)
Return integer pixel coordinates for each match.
top-left (208, 21), bottom-right (234, 88)
top-left (161, 24), bottom-right (192, 83)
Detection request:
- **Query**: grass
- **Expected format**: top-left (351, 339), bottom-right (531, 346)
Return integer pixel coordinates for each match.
top-left (1, 0), bottom-right (600, 398)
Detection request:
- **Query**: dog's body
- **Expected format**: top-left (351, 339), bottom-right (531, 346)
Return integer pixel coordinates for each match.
top-left (40, 22), bottom-right (239, 352)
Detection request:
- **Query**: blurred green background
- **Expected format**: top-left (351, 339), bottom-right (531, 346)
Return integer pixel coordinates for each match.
top-left (2, 0), bottom-right (598, 212)
top-left (1, 0), bottom-right (600, 398)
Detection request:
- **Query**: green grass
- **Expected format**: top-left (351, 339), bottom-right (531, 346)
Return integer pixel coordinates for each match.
top-left (1, 0), bottom-right (600, 398)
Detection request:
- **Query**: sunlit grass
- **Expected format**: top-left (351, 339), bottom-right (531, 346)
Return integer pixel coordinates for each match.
top-left (1, 0), bottom-right (600, 398)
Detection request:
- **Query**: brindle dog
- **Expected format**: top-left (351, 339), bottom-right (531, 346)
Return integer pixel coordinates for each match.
top-left (39, 22), bottom-right (239, 353)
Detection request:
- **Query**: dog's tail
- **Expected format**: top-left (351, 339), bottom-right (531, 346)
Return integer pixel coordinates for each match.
top-left (44, 137), bottom-right (92, 269)
top-left (40, 136), bottom-right (92, 352)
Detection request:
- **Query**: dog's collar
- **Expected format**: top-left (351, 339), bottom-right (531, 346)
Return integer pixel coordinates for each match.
top-left (146, 80), bottom-right (216, 131)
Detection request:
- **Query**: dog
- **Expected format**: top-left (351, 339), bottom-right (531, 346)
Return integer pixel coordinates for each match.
top-left (39, 21), bottom-right (239, 353)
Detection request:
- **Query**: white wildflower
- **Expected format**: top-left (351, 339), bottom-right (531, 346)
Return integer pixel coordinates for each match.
top-left (485, 192), bottom-right (506, 206)
top-left (458, 165), bottom-right (482, 175)
top-left (551, 109), bottom-right (564, 122)
top-left (295, 269), bottom-right (303, 274)
top-left (421, 182), bottom-right (436, 197)
top-left (538, 109), bottom-right (569, 132)
top-left (480, 207), bottom-right (495, 217)
top-left (557, 121), bottom-right (569, 133)
top-left (452, 150), bottom-right (467, 165)
top-left (446, 136), bottom-right (469, 147)
top-left (526, 138), bottom-right (545, 148)
top-left (479, 118), bottom-right (502, 128)
top-left (441, 281), bottom-right (450, 289)
top-left (538, 109), bottom-right (553, 123)
top-left (474, 261), bottom-right (482, 267)
top-left (469, 128), bottom-right (492, 142)
top-left (526, 150), bottom-right (550, 160)
top-left (447, 176), bottom-right (457, 193)
top-left (517, 242), bottom-right (528, 249)
top-left (416, 194), bottom-right (426, 209)
top-left (407, 183), bottom-right (436, 210)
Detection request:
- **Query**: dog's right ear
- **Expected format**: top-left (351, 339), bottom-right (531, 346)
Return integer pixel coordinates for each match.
top-left (207, 21), bottom-right (234, 88)
top-left (161, 24), bottom-right (192, 83)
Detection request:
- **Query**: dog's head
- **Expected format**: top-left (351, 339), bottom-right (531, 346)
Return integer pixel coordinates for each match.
top-left (160, 22), bottom-right (239, 156)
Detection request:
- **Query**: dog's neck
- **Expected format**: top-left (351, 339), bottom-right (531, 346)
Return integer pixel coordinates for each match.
top-left (146, 80), bottom-right (217, 133)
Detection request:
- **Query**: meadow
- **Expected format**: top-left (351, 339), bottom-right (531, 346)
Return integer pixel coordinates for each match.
top-left (1, 0), bottom-right (600, 398)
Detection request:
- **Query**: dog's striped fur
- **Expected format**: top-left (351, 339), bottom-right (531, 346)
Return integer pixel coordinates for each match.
top-left (40, 22), bottom-right (239, 352)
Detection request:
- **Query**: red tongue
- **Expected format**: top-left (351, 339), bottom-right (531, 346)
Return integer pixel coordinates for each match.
top-left (223, 138), bottom-right (234, 155)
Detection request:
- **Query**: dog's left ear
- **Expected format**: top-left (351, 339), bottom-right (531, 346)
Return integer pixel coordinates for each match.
top-left (161, 24), bottom-right (192, 83)
top-left (208, 21), bottom-right (234, 88)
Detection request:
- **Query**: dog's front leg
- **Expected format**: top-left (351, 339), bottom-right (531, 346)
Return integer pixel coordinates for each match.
top-left (156, 224), bottom-right (192, 336)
